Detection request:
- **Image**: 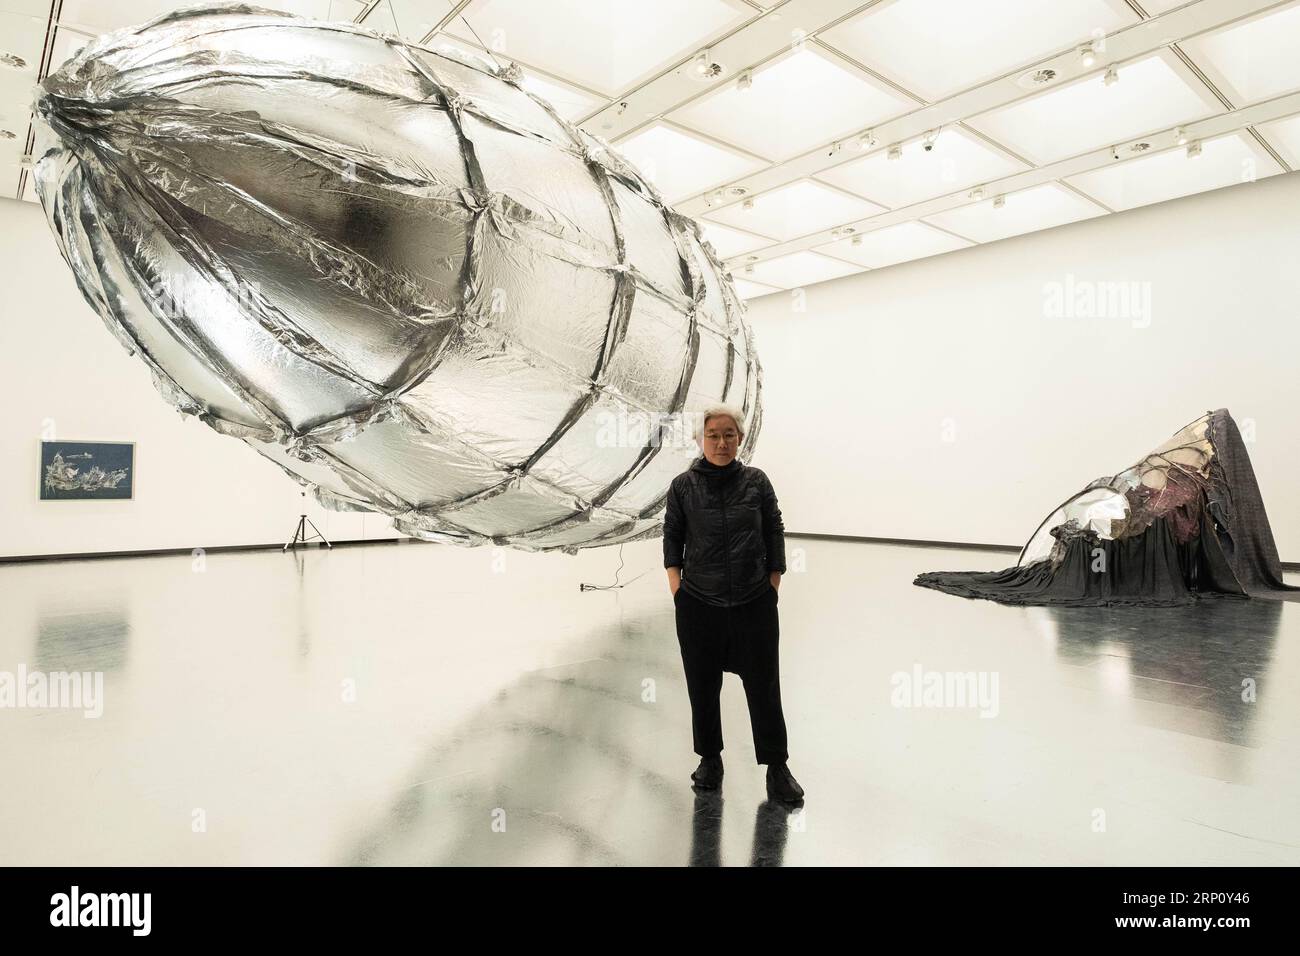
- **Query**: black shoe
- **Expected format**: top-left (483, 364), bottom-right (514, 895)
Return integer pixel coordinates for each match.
top-left (691, 755), bottom-right (723, 789)
top-left (766, 762), bottom-right (805, 803)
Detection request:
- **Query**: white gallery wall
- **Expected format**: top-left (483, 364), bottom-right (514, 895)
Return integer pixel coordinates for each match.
top-left (0, 198), bottom-right (396, 559)
top-left (3, 170), bottom-right (1298, 561)
top-left (745, 169), bottom-right (1300, 562)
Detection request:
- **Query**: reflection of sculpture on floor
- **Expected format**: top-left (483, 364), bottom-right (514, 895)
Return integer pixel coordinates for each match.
top-left (31, 6), bottom-right (760, 554)
top-left (915, 409), bottom-right (1300, 607)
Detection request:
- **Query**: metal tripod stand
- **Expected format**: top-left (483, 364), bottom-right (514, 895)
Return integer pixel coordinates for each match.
top-left (284, 513), bottom-right (332, 551)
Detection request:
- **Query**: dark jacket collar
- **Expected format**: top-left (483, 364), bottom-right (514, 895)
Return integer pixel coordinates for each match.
top-left (691, 455), bottom-right (743, 481)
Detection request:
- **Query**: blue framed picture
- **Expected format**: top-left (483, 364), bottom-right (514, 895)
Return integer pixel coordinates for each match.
top-left (40, 440), bottom-right (135, 501)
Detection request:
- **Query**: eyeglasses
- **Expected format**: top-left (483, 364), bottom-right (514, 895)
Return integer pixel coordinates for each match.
top-left (703, 431), bottom-right (739, 443)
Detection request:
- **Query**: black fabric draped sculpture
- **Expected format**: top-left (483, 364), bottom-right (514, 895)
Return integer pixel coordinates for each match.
top-left (914, 409), bottom-right (1300, 607)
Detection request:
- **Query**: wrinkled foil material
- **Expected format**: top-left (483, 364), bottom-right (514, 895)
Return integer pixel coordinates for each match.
top-left (32, 4), bottom-right (762, 553)
top-left (1019, 412), bottom-right (1214, 567)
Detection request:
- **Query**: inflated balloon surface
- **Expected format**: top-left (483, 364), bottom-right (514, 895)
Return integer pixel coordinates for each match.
top-left (33, 4), bottom-right (762, 552)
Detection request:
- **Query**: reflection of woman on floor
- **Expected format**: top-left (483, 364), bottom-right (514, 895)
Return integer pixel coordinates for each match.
top-left (663, 403), bottom-right (804, 804)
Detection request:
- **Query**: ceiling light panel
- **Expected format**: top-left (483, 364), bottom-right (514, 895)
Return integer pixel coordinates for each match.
top-left (440, 0), bottom-right (751, 97)
top-left (57, 0), bottom-right (334, 32)
top-left (965, 53), bottom-right (1220, 165)
top-left (703, 179), bottom-right (885, 241)
top-left (1179, 3), bottom-right (1300, 107)
top-left (1255, 113), bottom-right (1300, 167)
top-left (420, 36), bottom-right (604, 121)
top-left (1065, 132), bottom-right (1283, 211)
top-left (326, 0), bottom-right (366, 20)
top-left (0, 8), bottom-right (45, 104)
top-left (615, 122), bottom-right (765, 204)
top-left (0, 2), bottom-right (59, 17)
top-left (746, 251), bottom-right (863, 290)
top-left (0, 136), bottom-right (22, 176)
top-left (46, 27), bottom-right (93, 74)
top-left (669, 46), bottom-right (917, 162)
top-left (923, 182), bottom-right (1105, 243)
top-left (371, 0), bottom-right (439, 37)
top-left (818, 221), bottom-right (973, 269)
top-left (731, 278), bottom-right (781, 300)
top-left (818, 126), bottom-right (1028, 209)
top-left (819, 0), bottom-right (1136, 103)
top-left (695, 220), bottom-right (770, 260)
top-left (515, 72), bottom-right (604, 122)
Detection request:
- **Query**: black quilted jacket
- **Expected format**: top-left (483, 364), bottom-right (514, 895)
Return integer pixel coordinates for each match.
top-left (663, 456), bottom-right (786, 607)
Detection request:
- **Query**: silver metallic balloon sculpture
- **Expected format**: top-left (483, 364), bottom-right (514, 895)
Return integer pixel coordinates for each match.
top-left (33, 3), bottom-right (762, 552)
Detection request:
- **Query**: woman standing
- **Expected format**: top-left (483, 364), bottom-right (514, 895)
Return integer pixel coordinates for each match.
top-left (663, 403), bottom-right (804, 803)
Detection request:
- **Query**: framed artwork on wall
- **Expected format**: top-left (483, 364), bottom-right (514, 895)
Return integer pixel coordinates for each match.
top-left (40, 440), bottom-right (135, 501)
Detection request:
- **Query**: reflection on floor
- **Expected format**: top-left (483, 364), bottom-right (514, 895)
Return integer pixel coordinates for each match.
top-left (0, 538), bottom-right (1297, 866)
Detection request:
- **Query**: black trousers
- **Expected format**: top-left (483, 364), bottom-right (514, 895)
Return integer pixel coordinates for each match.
top-left (674, 585), bottom-right (789, 765)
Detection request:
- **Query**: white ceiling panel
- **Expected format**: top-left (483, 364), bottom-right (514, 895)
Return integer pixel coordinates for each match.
top-left (817, 126), bottom-right (1028, 209)
top-left (0, 133), bottom-right (23, 170)
top-left (0, 165), bottom-right (20, 206)
top-left (1179, 3), bottom-right (1300, 107)
top-left (923, 182), bottom-right (1105, 243)
top-left (327, 0), bottom-right (365, 21)
top-left (1139, 0), bottom-right (1192, 12)
top-left (703, 179), bottom-right (885, 241)
top-left (615, 122), bottom-right (765, 204)
top-left (965, 53), bottom-right (1220, 164)
top-left (0, 2), bottom-right (54, 17)
top-left (818, 221), bottom-right (973, 269)
top-left (1255, 113), bottom-right (1300, 167)
top-left (47, 26), bottom-right (90, 73)
top-left (362, 0), bottom-right (403, 34)
top-left (731, 277), bottom-right (781, 300)
top-left (516, 71), bottom-right (604, 122)
top-left (745, 250), bottom-right (863, 290)
top-left (442, 0), bottom-right (751, 96)
top-left (1065, 131), bottom-right (1283, 211)
top-left (669, 46), bottom-right (917, 162)
top-left (378, 0), bottom-right (448, 38)
top-left (57, 0), bottom-right (333, 33)
top-left (0, 8), bottom-right (45, 91)
top-left (696, 220), bottom-right (769, 260)
top-left (820, 0), bottom-right (1136, 103)
top-left (0, 8), bottom-right (45, 66)
top-left (428, 37), bottom-right (605, 121)
top-left (426, 36), bottom-right (504, 72)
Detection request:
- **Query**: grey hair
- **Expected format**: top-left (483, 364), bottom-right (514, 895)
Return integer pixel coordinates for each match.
top-left (694, 403), bottom-right (746, 442)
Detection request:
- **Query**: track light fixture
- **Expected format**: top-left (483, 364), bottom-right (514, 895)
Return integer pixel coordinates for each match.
top-left (691, 49), bottom-right (725, 80)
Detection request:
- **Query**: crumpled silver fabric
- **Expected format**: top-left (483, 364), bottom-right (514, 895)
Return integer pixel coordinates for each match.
top-left (31, 4), bottom-right (762, 554)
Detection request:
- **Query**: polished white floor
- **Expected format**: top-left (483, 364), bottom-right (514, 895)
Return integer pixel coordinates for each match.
top-left (1, 538), bottom-right (1297, 866)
